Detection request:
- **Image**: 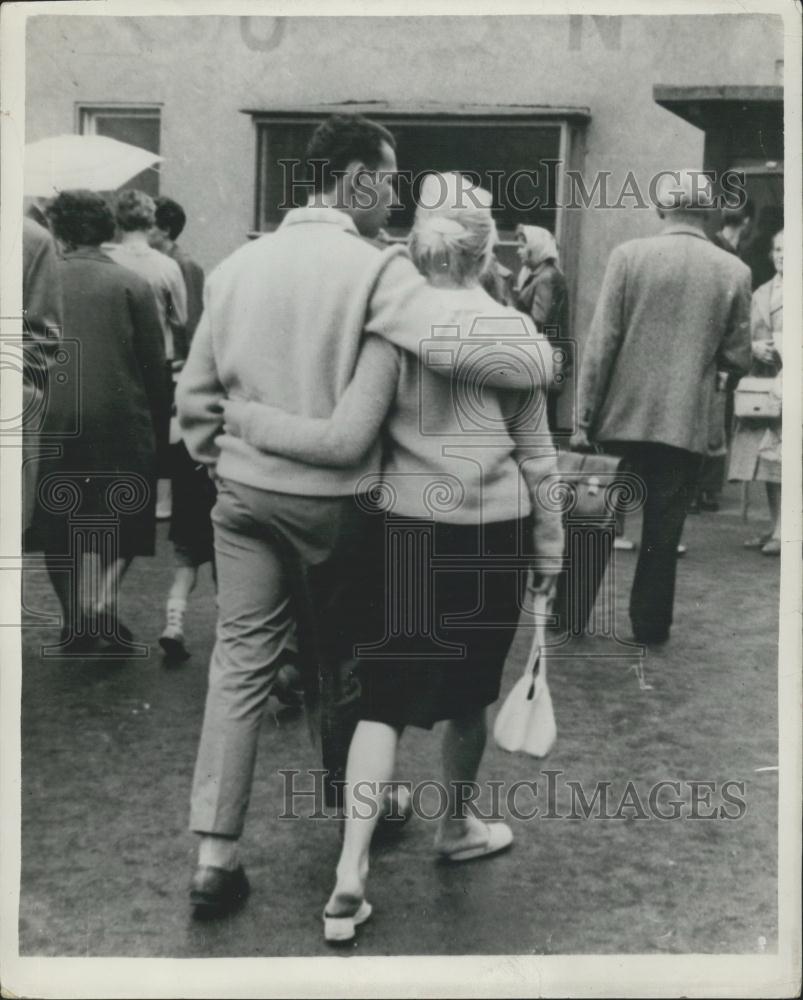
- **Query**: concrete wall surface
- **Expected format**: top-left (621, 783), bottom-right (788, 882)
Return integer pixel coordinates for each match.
top-left (25, 13), bottom-right (784, 345)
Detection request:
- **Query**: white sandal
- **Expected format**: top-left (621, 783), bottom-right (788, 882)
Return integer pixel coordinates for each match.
top-left (437, 821), bottom-right (514, 863)
top-left (322, 899), bottom-right (373, 943)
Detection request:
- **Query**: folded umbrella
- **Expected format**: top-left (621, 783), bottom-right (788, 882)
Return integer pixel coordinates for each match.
top-left (24, 134), bottom-right (163, 197)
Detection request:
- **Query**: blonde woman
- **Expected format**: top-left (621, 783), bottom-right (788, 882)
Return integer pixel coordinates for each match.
top-left (222, 174), bottom-right (563, 941)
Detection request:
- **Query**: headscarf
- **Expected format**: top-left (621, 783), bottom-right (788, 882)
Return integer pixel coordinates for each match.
top-left (516, 224), bottom-right (559, 270)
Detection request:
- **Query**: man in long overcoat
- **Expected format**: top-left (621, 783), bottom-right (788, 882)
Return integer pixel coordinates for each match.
top-left (574, 170), bottom-right (752, 645)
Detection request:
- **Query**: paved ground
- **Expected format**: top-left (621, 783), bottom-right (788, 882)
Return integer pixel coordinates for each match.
top-left (18, 485), bottom-right (779, 957)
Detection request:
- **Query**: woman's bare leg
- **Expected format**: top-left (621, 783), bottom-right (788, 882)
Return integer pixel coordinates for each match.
top-left (766, 482), bottom-right (782, 540)
top-left (435, 708), bottom-right (490, 849)
top-left (326, 719), bottom-right (400, 914)
top-left (169, 564), bottom-right (199, 603)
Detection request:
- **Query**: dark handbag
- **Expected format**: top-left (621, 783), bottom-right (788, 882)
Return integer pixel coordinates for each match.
top-left (550, 447), bottom-right (626, 636)
top-left (555, 448), bottom-right (624, 520)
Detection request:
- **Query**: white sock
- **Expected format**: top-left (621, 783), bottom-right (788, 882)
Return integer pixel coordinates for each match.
top-left (198, 835), bottom-right (240, 871)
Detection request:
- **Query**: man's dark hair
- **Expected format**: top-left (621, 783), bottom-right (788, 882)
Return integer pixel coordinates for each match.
top-left (305, 114), bottom-right (396, 194)
top-left (720, 197), bottom-right (754, 228)
top-left (47, 189), bottom-right (115, 246)
top-left (154, 196), bottom-right (187, 241)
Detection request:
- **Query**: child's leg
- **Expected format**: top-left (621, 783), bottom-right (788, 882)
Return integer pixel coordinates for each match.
top-left (169, 564), bottom-right (199, 603)
top-left (160, 551), bottom-right (199, 659)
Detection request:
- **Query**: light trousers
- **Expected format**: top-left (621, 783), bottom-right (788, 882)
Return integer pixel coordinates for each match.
top-left (189, 478), bottom-right (375, 836)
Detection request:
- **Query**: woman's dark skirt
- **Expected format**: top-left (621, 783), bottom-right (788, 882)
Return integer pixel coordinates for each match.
top-left (167, 441), bottom-right (216, 567)
top-left (356, 515), bottom-right (530, 731)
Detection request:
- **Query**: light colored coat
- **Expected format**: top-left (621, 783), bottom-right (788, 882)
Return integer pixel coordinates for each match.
top-left (104, 241), bottom-right (187, 360)
top-left (577, 223), bottom-right (752, 454)
top-left (728, 275), bottom-right (783, 483)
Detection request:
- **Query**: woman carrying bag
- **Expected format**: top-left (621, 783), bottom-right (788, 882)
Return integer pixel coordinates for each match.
top-left (220, 173), bottom-right (564, 941)
top-left (493, 588), bottom-right (556, 758)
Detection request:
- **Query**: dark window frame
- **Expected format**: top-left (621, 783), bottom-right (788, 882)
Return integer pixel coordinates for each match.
top-left (245, 106), bottom-right (589, 257)
top-left (76, 102), bottom-right (163, 195)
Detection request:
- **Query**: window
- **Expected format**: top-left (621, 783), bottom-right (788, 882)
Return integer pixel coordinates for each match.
top-left (78, 105), bottom-right (162, 196)
top-left (248, 107), bottom-right (588, 277)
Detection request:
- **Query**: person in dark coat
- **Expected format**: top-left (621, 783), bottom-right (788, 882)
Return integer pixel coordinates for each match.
top-left (710, 199), bottom-right (753, 256)
top-left (512, 224), bottom-right (571, 432)
top-left (147, 197), bottom-right (215, 660)
top-left (149, 197), bottom-right (205, 359)
top-left (36, 190), bottom-right (168, 650)
top-left (573, 170), bottom-right (752, 646)
top-left (22, 217), bottom-right (64, 536)
top-left (740, 205), bottom-right (783, 290)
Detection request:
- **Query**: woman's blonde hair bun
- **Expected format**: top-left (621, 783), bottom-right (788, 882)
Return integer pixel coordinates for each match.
top-left (410, 171), bottom-right (497, 286)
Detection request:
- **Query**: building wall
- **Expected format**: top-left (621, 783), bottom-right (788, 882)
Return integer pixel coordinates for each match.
top-left (26, 13), bottom-right (783, 344)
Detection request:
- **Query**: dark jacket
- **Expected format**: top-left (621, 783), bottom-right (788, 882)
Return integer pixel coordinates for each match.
top-left (710, 232), bottom-right (738, 255)
top-left (512, 261), bottom-right (572, 385)
top-left (480, 257), bottom-right (513, 306)
top-left (168, 243), bottom-right (205, 359)
top-left (22, 218), bottom-right (64, 531)
top-left (56, 248), bottom-right (168, 479)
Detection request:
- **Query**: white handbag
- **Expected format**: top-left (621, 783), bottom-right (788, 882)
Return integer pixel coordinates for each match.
top-left (734, 376), bottom-right (782, 420)
top-left (493, 592), bottom-right (557, 758)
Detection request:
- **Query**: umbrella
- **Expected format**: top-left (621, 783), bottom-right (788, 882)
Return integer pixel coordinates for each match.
top-left (24, 134), bottom-right (163, 197)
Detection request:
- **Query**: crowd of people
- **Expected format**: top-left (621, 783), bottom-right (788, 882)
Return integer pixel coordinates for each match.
top-left (20, 112), bottom-right (784, 942)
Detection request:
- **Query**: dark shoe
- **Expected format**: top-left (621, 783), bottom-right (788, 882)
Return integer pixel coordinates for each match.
top-left (699, 493), bottom-right (720, 512)
top-left (114, 619), bottom-right (134, 643)
top-left (632, 629), bottom-right (669, 647)
top-left (159, 632), bottom-right (190, 661)
top-left (190, 864), bottom-right (250, 919)
top-left (687, 497), bottom-right (700, 514)
top-left (94, 613), bottom-right (135, 646)
top-left (160, 603), bottom-right (190, 661)
top-left (54, 629), bottom-right (99, 655)
top-left (273, 662), bottom-right (304, 708)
